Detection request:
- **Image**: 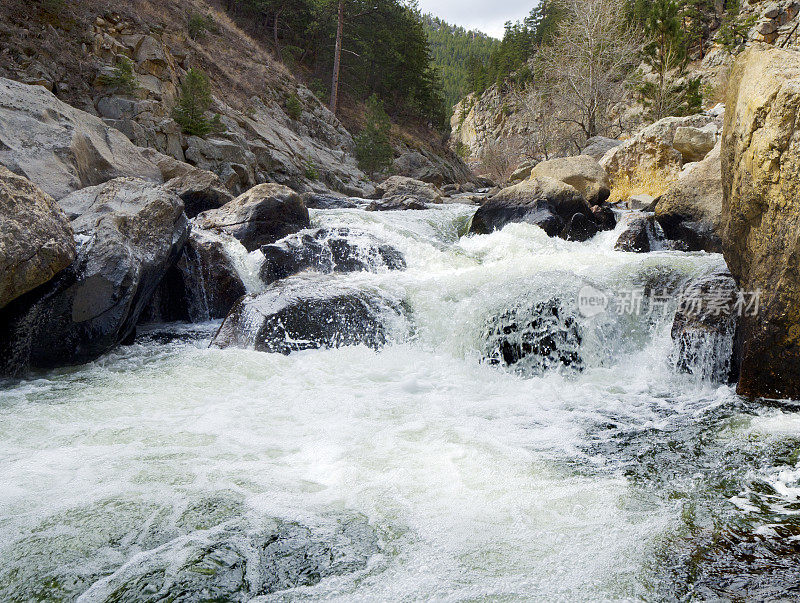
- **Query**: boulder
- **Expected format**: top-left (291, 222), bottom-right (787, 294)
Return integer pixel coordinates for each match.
top-left (0, 167), bottom-right (76, 310)
top-left (469, 177), bottom-right (592, 237)
top-left (366, 197), bottom-right (428, 211)
top-left (615, 215), bottom-right (662, 253)
top-left (720, 46), bottom-right (800, 399)
top-left (601, 114), bottom-right (720, 187)
top-left (671, 268), bottom-right (739, 383)
top-left (391, 149), bottom-right (472, 186)
top-left (530, 155), bottom-right (611, 205)
top-left (560, 213), bottom-right (599, 242)
top-left (260, 227), bottom-right (406, 284)
top-left (509, 162), bottom-right (535, 183)
top-left (374, 175), bottom-right (443, 204)
top-left (655, 141), bottom-right (723, 252)
top-left (0, 78), bottom-right (162, 200)
top-left (629, 193), bottom-right (656, 210)
top-left (211, 277), bottom-right (406, 354)
top-left (673, 124), bottom-right (718, 162)
top-left (0, 178), bottom-right (189, 374)
top-left (163, 170), bottom-right (234, 219)
top-left (184, 135), bottom-right (257, 194)
top-left (195, 184), bottom-right (310, 252)
top-left (145, 228), bottom-right (247, 322)
top-left (302, 192), bottom-right (358, 210)
top-left (581, 136), bottom-right (622, 161)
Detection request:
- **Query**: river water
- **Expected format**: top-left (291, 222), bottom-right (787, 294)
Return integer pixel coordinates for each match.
top-left (2, 204), bottom-right (800, 601)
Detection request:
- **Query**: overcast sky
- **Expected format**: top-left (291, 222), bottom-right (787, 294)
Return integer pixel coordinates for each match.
top-left (416, 0), bottom-right (534, 38)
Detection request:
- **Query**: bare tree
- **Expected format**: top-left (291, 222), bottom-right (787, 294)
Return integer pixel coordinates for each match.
top-left (330, 0), bottom-right (345, 115)
top-left (537, 0), bottom-right (641, 142)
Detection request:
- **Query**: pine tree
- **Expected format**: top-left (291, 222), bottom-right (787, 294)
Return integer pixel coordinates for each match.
top-left (354, 95), bottom-right (393, 176)
top-left (172, 68), bottom-right (224, 137)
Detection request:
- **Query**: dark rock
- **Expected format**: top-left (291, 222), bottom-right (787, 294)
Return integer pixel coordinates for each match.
top-left (212, 277), bottom-right (406, 354)
top-left (260, 227), bottom-right (405, 284)
top-left (302, 192), bottom-right (358, 209)
top-left (145, 229), bottom-right (247, 323)
top-left (0, 166), bottom-right (75, 310)
top-left (483, 298), bottom-right (584, 375)
top-left (195, 184), bottom-right (310, 252)
top-left (469, 177), bottom-right (591, 237)
top-left (0, 178), bottom-right (189, 374)
top-left (163, 170), bottom-right (234, 219)
top-left (615, 215), bottom-right (662, 253)
top-left (657, 216), bottom-right (722, 253)
top-left (581, 136), bottom-right (623, 161)
top-left (671, 268), bottom-right (739, 382)
top-left (366, 197), bottom-right (428, 211)
top-left (590, 204), bottom-right (617, 231)
top-left (560, 212), bottom-right (599, 242)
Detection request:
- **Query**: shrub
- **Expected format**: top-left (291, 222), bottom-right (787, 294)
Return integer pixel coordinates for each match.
top-left (304, 159), bottom-right (319, 180)
top-left (309, 79), bottom-right (329, 104)
top-left (354, 95), bottom-right (393, 176)
top-left (38, 0), bottom-right (65, 14)
top-left (188, 13), bottom-right (215, 40)
top-left (172, 68), bottom-right (224, 137)
top-left (285, 93), bottom-right (303, 120)
top-left (99, 57), bottom-right (138, 95)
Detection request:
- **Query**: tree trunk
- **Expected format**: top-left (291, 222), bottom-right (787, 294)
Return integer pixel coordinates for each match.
top-left (274, 9), bottom-right (282, 61)
top-left (330, 0), bottom-right (345, 115)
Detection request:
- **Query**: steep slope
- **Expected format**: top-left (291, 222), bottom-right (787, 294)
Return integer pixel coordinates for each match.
top-left (0, 0), bottom-right (373, 195)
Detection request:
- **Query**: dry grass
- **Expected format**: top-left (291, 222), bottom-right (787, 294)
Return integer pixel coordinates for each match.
top-left (607, 167), bottom-right (677, 205)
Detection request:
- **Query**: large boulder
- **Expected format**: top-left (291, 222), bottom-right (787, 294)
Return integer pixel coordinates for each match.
top-left (720, 46), bottom-right (800, 400)
top-left (144, 228), bottom-right (247, 323)
top-left (469, 176), bottom-right (596, 237)
top-left (163, 170), bottom-right (234, 219)
top-left (581, 136), bottom-right (622, 161)
top-left (655, 141), bottom-right (723, 252)
top-left (529, 155), bottom-right (611, 205)
top-left (373, 176), bottom-right (443, 204)
top-left (260, 227), bottom-right (406, 284)
top-left (0, 178), bottom-right (189, 374)
top-left (195, 184), bottom-right (310, 252)
top-left (0, 167), bottom-right (76, 310)
top-left (211, 277), bottom-right (406, 354)
top-left (672, 125), bottom-right (718, 163)
top-left (0, 78), bottom-right (162, 200)
top-left (615, 215), bottom-right (664, 253)
top-left (392, 149), bottom-right (472, 186)
top-left (601, 114), bottom-right (720, 187)
top-left (671, 268), bottom-right (739, 383)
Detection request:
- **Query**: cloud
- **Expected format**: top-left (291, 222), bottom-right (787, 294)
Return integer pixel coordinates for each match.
top-left (416, 0), bottom-right (534, 38)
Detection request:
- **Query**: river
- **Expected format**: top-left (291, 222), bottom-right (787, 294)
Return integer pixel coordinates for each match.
top-left (1, 204), bottom-right (799, 601)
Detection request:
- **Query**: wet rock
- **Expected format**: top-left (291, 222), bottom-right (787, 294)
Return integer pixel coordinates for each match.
top-left (0, 167), bottom-right (75, 310)
top-left (590, 204), bottom-right (617, 231)
top-left (615, 215), bottom-right (662, 253)
top-left (0, 77), bottom-right (162, 200)
top-left (260, 227), bottom-right (405, 284)
top-left (0, 178), bottom-right (189, 374)
top-left (483, 298), bottom-right (584, 375)
top-left (145, 229), bottom-right (247, 322)
top-left (195, 184), bottom-right (310, 252)
top-left (530, 154), bottom-right (611, 205)
top-left (163, 170), bottom-right (234, 219)
top-left (560, 212), bottom-right (599, 242)
top-left (302, 192), bottom-right (358, 209)
top-left (212, 276), bottom-right (406, 354)
top-left (671, 268), bottom-right (739, 383)
top-left (655, 141), bottom-right (723, 253)
top-left (76, 518), bottom-right (379, 602)
top-left (721, 46), bottom-right (800, 399)
top-left (469, 176), bottom-right (592, 237)
top-left (366, 197), bottom-right (428, 211)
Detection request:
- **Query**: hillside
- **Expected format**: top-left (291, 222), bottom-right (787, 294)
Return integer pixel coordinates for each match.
top-left (421, 15), bottom-right (500, 110)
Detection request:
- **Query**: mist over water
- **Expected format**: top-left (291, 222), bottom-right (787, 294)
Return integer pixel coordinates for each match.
top-left (2, 204), bottom-right (800, 600)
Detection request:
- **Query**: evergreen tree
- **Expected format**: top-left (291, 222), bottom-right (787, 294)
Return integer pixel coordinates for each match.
top-left (637, 0), bottom-right (702, 120)
top-left (354, 94), bottom-right (393, 176)
top-left (172, 69), bottom-right (224, 137)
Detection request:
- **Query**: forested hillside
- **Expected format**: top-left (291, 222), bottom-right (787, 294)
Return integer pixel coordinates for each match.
top-left (421, 15), bottom-right (499, 109)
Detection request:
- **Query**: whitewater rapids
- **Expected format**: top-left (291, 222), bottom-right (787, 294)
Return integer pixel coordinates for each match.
top-left (2, 204), bottom-right (800, 601)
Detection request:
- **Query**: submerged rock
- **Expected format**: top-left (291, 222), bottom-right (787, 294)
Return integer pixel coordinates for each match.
top-left (195, 184), bottom-right (310, 252)
top-left (483, 298), bottom-right (584, 375)
top-left (0, 167), bottom-right (75, 310)
top-left (671, 268), bottom-right (739, 383)
top-left (260, 227), bottom-right (406, 284)
top-left (68, 517), bottom-right (379, 602)
top-left (212, 277), bottom-right (406, 354)
top-left (0, 178), bottom-right (188, 374)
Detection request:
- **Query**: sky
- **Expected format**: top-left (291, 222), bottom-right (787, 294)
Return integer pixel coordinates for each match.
top-left (415, 0), bottom-right (533, 38)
